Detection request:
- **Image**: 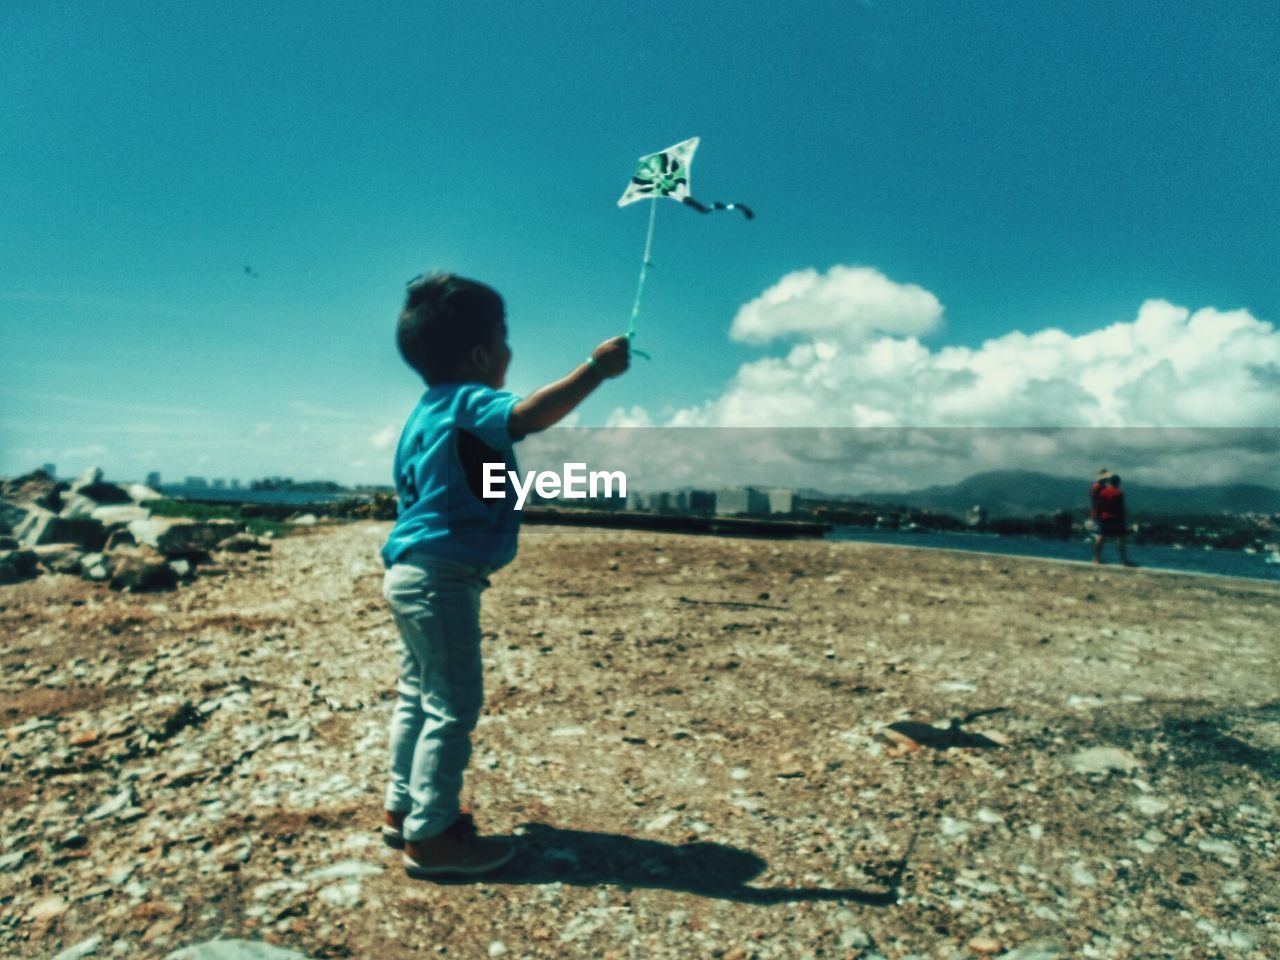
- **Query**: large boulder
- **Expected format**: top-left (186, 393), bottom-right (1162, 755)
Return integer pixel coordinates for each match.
top-left (80, 553), bottom-right (110, 582)
top-left (128, 517), bottom-right (238, 557)
top-left (90, 504), bottom-right (152, 527)
top-left (67, 467), bottom-right (132, 508)
top-left (0, 499), bottom-right (28, 535)
top-left (217, 532), bottom-right (272, 553)
top-left (107, 545), bottom-right (177, 592)
top-left (0, 549), bottom-right (39, 584)
top-left (15, 508), bottom-right (106, 551)
top-left (32, 543), bottom-right (85, 575)
top-left (126, 483), bottom-right (164, 504)
top-left (0, 469), bottom-right (66, 511)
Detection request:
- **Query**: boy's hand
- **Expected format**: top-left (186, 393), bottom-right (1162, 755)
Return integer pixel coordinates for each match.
top-left (590, 337), bottom-right (630, 378)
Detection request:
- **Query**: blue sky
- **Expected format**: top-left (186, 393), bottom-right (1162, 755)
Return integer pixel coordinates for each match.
top-left (3, 1), bottom-right (1278, 486)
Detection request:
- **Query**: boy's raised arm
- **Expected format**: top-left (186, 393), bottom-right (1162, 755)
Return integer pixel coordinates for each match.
top-left (508, 337), bottom-right (630, 438)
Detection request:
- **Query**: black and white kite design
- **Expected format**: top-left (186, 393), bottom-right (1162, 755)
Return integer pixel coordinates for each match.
top-left (617, 137), bottom-right (753, 219)
top-left (618, 138), bottom-right (753, 352)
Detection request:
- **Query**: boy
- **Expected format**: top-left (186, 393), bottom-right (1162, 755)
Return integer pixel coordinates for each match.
top-left (379, 273), bottom-right (629, 877)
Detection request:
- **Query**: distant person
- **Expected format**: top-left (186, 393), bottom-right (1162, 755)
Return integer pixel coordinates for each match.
top-left (1091, 470), bottom-right (1135, 566)
top-left (1089, 467), bottom-right (1110, 519)
top-left (379, 273), bottom-right (630, 877)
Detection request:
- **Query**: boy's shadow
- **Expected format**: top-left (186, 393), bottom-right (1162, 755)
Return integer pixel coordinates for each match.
top-left (437, 822), bottom-right (901, 905)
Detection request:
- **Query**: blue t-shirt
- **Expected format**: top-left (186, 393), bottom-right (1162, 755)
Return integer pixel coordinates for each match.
top-left (381, 382), bottom-right (522, 569)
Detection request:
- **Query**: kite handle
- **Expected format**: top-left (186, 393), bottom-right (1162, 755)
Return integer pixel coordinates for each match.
top-left (626, 331), bottom-right (650, 360)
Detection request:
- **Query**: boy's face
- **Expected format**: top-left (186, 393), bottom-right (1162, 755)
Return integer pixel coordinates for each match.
top-left (476, 319), bottom-right (511, 389)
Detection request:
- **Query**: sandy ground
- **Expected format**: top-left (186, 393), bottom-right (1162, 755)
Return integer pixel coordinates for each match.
top-left (1, 522), bottom-right (1278, 959)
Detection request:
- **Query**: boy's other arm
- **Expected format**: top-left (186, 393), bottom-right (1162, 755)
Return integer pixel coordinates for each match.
top-left (508, 337), bottom-right (629, 437)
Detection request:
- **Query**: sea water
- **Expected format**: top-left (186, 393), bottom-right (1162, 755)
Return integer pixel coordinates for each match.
top-left (827, 526), bottom-right (1280, 583)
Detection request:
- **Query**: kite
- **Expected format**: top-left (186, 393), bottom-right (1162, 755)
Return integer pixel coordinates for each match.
top-left (617, 137), bottom-right (752, 354)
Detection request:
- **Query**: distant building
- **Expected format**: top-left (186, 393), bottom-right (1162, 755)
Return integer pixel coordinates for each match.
top-left (715, 487), bottom-right (770, 517)
top-left (686, 490), bottom-right (715, 515)
top-left (184, 476), bottom-right (209, 488)
top-left (211, 478), bottom-right (226, 489)
top-left (648, 492), bottom-right (674, 513)
top-left (230, 478), bottom-right (242, 489)
top-left (767, 488), bottom-right (797, 515)
top-left (145, 471), bottom-right (161, 488)
top-left (966, 505), bottom-right (988, 528)
top-left (42, 463), bottom-right (57, 479)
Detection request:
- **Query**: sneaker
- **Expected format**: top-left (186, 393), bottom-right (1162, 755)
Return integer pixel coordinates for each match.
top-left (381, 810), bottom-right (407, 850)
top-left (403, 813), bottom-right (515, 878)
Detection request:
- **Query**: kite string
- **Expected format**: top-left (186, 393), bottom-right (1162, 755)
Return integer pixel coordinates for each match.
top-left (624, 199), bottom-right (656, 357)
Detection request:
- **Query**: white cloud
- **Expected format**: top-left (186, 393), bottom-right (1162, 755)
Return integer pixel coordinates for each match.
top-left (676, 274), bottom-right (1280, 430)
top-left (585, 270), bottom-right (1280, 490)
top-left (369, 425), bottom-right (399, 450)
top-left (730, 265), bottom-right (943, 346)
top-left (605, 406), bottom-right (654, 428)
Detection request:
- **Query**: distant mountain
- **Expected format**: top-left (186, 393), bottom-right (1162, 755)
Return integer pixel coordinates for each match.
top-left (850, 470), bottom-right (1280, 519)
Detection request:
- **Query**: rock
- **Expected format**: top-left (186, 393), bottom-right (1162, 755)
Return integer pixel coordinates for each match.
top-left (316, 881), bottom-right (362, 907)
top-left (1067, 746), bottom-right (1141, 774)
top-left (71, 466), bottom-right (104, 489)
top-left (217, 533), bottom-right (272, 553)
top-left (16, 508), bottom-right (106, 551)
top-left (80, 553), bottom-right (111, 581)
top-left (60, 493), bottom-right (105, 519)
top-left (1132, 795), bottom-right (1169, 816)
top-left (169, 558), bottom-right (193, 580)
top-left (1003, 943), bottom-right (1063, 960)
top-left (69, 730), bottom-right (100, 747)
top-left (305, 861), bottom-right (383, 881)
top-left (86, 787), bottom-right (136, 821)
top-left (92, 504), bottom-right (152, 527)
top-left (27, 895), bottom-right (69, 923)
top-left (164, 940), bottom-right (314, 960)
top-left (59, 830), bottom-right (89, 849)
top-left (967, 936), bottom-right (1002, 955)
top-left (68, 468), bottom-right (130, 504)
top-left (33, 542), bottom-right (85, 574)
top-left (129, 517), bottom-right (238, 556)
top-left (127, 483), bottom-right (164, 504)
top-left (0, 849), bottom-right (29, 871)
top-left (105, 528), bottom-right (138, 551)
top-left (108, 546), bottom-right (178, 592)
top-left (293, 513), bottom-right (318, 525)
top-left (1, 468), bottom-right (64, 510)
top-left (53, 935), bottom-right (104, 960)
top-left (0, 548), bottom-right (39, 583)
top-left (0, 498), bottom-right (29, 535)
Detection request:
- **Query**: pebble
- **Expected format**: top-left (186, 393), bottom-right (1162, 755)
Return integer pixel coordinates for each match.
top-left (86, 787), bottom-right (136, 821)
top-left (1068, 746), bottom-right (1141, 774)
top-left (28, 895), bottom-right (69, 923)
top-left (164, 941), bottom-right (313, 960)
top-left (304, 861), bottom-right (383, 881)
top-left (1131, 795), bottom-right (1169, 817)
top-left (53, 937), bottom-right (104, 960)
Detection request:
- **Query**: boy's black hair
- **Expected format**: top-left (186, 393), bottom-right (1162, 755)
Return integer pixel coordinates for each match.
top-left (397, 273), bottom-right (505, 385)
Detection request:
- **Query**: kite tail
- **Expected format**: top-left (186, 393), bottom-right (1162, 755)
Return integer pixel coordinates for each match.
top-left (683, 196), bottom-right (754, 219)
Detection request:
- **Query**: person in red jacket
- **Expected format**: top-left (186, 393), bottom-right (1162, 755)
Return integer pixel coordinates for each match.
top-left (1091, 471), bottom-right (1135, 566)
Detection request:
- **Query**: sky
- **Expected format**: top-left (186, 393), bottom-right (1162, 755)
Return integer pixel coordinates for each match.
top-left (3, 1), bottom-right (1279, 490)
